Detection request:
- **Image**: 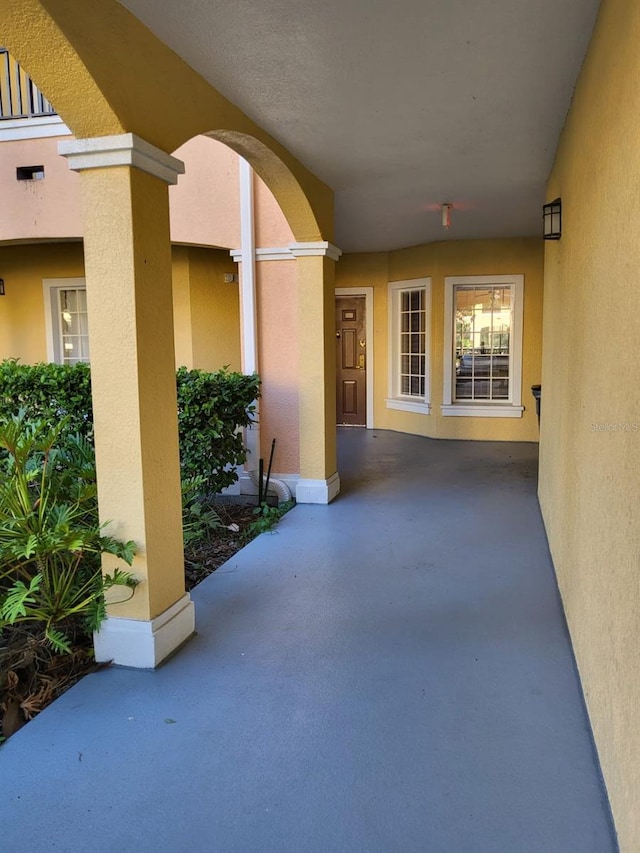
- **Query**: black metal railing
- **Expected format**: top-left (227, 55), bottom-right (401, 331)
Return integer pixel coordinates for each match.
top-left (0, 48), bottom-right (56, 120)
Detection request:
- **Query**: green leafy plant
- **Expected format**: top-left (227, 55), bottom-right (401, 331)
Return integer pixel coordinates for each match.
top-left (181, 475), bottom-right (224, 548)
top-left (0, 412), bottom-right (137, 653)
top-left (246, 500), bottom-right (295, 539)
top-left (0, 360), bottom-right (93, 440)
top-left (176, 366), bottom-right (260, 495)
top-left (0, 361), bottom-right (261, 499)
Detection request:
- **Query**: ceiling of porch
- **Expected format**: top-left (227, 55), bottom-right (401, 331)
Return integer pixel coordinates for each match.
top-left (118, 0), bottom-right (601, 253)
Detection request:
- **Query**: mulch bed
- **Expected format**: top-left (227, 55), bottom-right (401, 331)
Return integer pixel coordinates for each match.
top-left (0, 500), bottom-right (264, 742)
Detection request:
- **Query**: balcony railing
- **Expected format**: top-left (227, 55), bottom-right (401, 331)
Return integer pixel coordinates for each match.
top-left (0, 48), bottom-right (56, 120)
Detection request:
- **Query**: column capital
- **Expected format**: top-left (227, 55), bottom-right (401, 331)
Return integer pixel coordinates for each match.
top-left (58, 133), bottom-right (185, 185)
top-left (289, 241), bottom-right (342, 261)
top-left (231, 242), bottom-right (343, 263)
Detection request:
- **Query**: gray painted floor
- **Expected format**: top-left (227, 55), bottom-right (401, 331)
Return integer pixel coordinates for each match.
top-left (1, 430), bottom-right (616, 852)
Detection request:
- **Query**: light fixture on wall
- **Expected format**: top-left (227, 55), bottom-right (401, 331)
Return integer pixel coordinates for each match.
top-left (0, 278), bottom-right (5, 296)
top-left (543, 198), bottom-right (562, 240)
top-left (441, 203), bottom-right (452, 229)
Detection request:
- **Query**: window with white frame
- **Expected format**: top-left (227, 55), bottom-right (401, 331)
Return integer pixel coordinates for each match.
top-left (43, 278), bottom-right (90, 364)
top-left (386, 278), bottom-right (431, 414)
top-left (442, 275), bottom-right (524, 418)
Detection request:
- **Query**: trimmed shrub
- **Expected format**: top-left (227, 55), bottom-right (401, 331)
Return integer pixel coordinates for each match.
top-left (0, 360), bottom-right (92, 439)
top-left (0, 361), bottom-right (260, 495)
top-left (176, 366), bottom-right (260, 494)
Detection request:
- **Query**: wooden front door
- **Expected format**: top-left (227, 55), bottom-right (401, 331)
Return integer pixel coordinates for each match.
top-left (336, 296), bottom-right (366, 426)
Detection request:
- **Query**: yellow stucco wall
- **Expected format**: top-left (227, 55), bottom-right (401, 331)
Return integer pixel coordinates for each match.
top-left (171, 246), bottom-right (193, 368)
top-left (0, 241), bottom-right (85, 362)
top-left (0, 242), bottom-right (240, 373)
top-left (336, 238), bottom-right (544, 442)
top-left (539, 1), bottom-right (640, 848)
top-left (187, 247), bottom-right (241, 372)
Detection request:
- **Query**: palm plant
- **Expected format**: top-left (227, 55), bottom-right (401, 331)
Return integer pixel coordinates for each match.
top-left (0, 412), bottom-right (137, 653)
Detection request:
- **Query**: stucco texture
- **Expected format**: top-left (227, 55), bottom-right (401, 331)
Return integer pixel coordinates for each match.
top-left (0, 241), bottom-right (84, 361)
top-left (0, 0), bottom-right (333, 244)
top-left (256, 261), bottom-right (300, 475)
top-left (0, 138), bottom-right (82, 242)
top-left (336, 238), bottom-right (544, 442)
top-left (169, 136), bottom-right (241, 250)
top-left (539, 0), bottom-right (640, 849)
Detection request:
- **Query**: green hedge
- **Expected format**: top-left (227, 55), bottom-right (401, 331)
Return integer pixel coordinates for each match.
top-left (0, 361), bottom-right (260, 495)
top-left (0, 360), bottom-right (93, 438)
top-left (176, 366), bottom-right (260, 493)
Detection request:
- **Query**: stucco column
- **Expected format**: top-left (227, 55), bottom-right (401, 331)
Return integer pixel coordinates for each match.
top-left (59, 134), bottom-right (193, 668)
top-left (291, 242), bottom-right (342, 503)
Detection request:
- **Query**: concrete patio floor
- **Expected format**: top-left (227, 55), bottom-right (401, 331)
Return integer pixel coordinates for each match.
top-left (1, 429), bottom-right (617, 852)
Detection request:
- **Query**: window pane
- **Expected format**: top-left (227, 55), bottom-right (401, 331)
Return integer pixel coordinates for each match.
top-left (453, 284), bottom-right (512, 402)
top-left (61, 289), bottom-right (77, 311)
top-left (57, 287), bottom-right (89, 364)
top-left (397, 286), bottom-right (427, 399)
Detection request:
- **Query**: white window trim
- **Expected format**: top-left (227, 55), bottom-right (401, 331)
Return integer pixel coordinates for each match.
top-left (442, 274), bottom-right (524, 418)
top-left (386, 278), bottom-right (431, 415)
top-left (335, 286), bottom-right (374, 428)
top-left (43, 277), bottom-right (87, 364)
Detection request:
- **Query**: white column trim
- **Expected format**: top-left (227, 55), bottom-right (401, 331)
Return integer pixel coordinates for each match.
top-left (231, 242), bottom-right (343, 263)
top-left (93, 593), bottom-right (195, 668)
top-left (289, 241), bottom-right (342, 261)
top-left (230, 246), bottom-right (292, 262)
top-left (239, 158), bottom-right (258, 375)
top-left (296, 472), bottom-right (341, 504)
top-left (238, 157), bottom-right (261, 471)
top-left (58, 133), bottom-right (185, 185)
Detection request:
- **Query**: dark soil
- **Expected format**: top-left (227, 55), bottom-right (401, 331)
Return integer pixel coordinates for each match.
top-left (184, 501), bottom-right (261, 590)
top-left (0, 500), bottom-right (265, 742)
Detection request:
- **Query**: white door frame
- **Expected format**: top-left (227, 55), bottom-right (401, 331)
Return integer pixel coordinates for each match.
top-left (335, 287), bottom-right (374, 429)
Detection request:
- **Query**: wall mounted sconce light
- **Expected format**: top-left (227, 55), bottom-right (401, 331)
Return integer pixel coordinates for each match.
top-left (543, 198), bottom-right (562, 240)
top-left (441, 203), bottom-right (452, 229)
top-left (0, 278), bottom-right (5, 296)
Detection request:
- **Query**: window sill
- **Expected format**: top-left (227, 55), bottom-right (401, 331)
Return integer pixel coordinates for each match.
top-left (441, 404), bottom-right (524, 418)
top-left (385, 398), bottom-right (431, 415)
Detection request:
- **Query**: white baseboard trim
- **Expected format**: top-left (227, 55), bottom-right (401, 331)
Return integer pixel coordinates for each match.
top-left (93, 593), bottom-right (195, 668)
top-left (296, 472), bottom-right (341, 504)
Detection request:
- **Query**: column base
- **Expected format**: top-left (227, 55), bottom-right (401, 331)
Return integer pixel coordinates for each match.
top-left (93, 593), bottom-right (195, 668)
top-left (295, 472), bottom-right (340, 504)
